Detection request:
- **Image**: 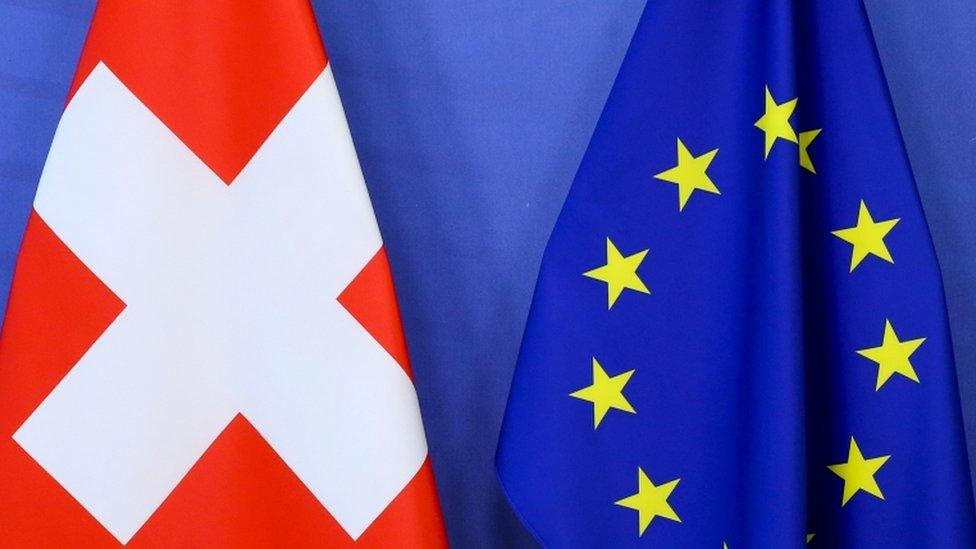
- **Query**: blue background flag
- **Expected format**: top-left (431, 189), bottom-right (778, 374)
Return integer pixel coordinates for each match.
top-left (3, 1), bottom-right (976, 546)
top-left (496, 0), bottom-right (976, 546)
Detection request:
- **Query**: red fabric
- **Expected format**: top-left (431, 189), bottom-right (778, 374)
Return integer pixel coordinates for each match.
top-left (67, 0), bottom-right (327, 184)
top-left (0, 213), bottom-right (124, 547)
top-left (0, 218), bottom-right (446, 547)
top-left (339, 248), bottom-right (415, 378)
top-left (0, 1), bottom-right (446, 545)
top-left (130, 415), bottom-right (446, 548)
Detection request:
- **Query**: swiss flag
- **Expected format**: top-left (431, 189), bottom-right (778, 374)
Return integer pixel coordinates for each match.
top-left (0, 1), bottom-right (447, 547)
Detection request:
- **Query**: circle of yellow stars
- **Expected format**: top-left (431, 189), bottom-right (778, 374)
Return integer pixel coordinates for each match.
top-left (572, 84), bottom-right (924, 542)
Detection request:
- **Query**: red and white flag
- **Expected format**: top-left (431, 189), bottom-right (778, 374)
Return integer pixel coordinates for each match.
top-left (0, 1), bottom-right (447, 546)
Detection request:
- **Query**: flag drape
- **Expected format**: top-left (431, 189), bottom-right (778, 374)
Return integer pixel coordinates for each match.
top-left (497, 0), bottom-right (976, 546)
top-left (0, 1), bottom-right (447, 546)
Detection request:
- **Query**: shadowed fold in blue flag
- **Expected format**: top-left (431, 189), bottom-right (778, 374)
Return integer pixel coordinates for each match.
top-left (496, 0), bottom-right (976, 547)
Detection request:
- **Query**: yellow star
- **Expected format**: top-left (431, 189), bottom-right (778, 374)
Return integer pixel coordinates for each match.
top-left (615, 467), bottom-right (681, 536)
top-left (831, 200), bottom-right (900, 272)
top-left (799, 128), bottom-right (821, 173)
top-left (654, 138), bottom-right (720, 211)
top-left (755, 86), bottom-right (798, 159)
top-left (857, 319), bottom-right (925, 390)
top-left (583, 237), bottom-right (649, 308)
top-left (807, 533), bottom-right (816, 543)
top-left (569, 357), bottom-right (635, 428)
top-left (827, 436), bottom-right (890, 506)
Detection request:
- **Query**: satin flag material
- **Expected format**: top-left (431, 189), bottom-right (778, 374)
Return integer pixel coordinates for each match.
top-left (497, 0), bottom-right (976, 546)
top-left (0, 1), bottom-right (446, 546)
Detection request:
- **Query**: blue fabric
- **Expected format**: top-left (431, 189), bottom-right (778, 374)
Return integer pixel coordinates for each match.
top-left (496, 0), bottom-right (976, 546)
top-left (2, 1), bottom-right (976, 547)
top-left (863, 0), bottom-right (976, 505)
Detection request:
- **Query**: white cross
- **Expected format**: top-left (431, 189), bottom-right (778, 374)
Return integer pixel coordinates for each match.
top-left (14, 63), bottom-right (427, 543)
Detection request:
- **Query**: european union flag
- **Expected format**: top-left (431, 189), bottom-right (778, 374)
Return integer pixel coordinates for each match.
top-left (496, 1), bottom-right (976, 547)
